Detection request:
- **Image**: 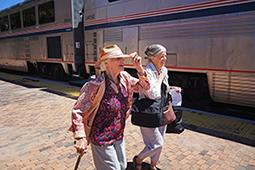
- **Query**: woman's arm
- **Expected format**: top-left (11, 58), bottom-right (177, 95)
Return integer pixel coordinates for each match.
top-left (71, 83), bottom-right (94, 139)
top-left (141, 69), bottom-right (166, 99)
top-left (128, 52), bottom-right (151, 92)
top-left (71, 77), bottom-right (102, 139)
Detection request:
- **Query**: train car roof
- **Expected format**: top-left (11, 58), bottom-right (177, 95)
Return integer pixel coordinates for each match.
top-left (0, 0), bottom-right (35, 14)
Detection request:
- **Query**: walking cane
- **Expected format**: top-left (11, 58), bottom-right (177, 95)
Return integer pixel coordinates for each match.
top-left (74, 154), bottom-right (82, 170)
top-left (74, 149), bottom-right (87, 170)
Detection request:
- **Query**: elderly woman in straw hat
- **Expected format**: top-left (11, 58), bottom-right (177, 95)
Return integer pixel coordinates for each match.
top-left (70, 45), bottom-right (150, 170)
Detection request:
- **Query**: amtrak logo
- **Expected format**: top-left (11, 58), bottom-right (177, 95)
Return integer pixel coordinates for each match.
top-left (85, 14), bottom-right (95, 21)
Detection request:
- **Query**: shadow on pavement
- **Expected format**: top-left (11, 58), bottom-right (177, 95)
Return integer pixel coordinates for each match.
top-left (126, 162), bottom-right (161, 170)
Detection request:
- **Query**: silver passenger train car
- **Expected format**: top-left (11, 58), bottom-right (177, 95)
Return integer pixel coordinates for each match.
top-left (83, 0), bottom-right (255, 108)
top-left (0, 0), bottom-right (255, 108)
top-left (0, 0), bottom-right (85, 80)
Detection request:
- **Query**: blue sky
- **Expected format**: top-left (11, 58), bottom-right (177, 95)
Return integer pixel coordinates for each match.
top-left (0, 0), bottom-right (23, 11)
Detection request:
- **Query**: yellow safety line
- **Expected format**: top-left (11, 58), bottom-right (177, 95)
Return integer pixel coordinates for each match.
top-left (0, 72), bottom-right (81, 97)
top-left (181, 109), bottom-right (255, 139)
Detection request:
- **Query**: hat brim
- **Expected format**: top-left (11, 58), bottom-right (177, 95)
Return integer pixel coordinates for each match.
top-left (94, 54), bottom-right (130, 69)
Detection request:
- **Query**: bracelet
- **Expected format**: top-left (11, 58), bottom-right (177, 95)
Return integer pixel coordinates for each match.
top-left (137, 72), bottom-right (144, 76)
top-left (137, 69), bottom-right (147, 76)
top-left (74, 137), bottom-right (85, 145)
top-left (75, 137), bottom-right (85, 140)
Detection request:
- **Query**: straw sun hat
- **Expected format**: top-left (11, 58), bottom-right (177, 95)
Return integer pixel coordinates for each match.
top-left (94, 45), bottom-right (130, 69)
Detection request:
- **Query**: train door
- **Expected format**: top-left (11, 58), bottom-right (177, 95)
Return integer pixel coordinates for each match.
top-left (26, 36), bottom-right (40, 74)
top-left (123, 27), bottom-right (138, 58)
top-left (122, 27), bottom-right (139, 76)
top-left (95, 30), bottom-right (104, 76)
top-left (71, 0), bottom-right (85, 76)
top-left (84, 30), bottom-right (99, 76)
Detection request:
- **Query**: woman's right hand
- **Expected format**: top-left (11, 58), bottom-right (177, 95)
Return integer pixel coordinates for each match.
top-left (130, 52), bottom-right (144, 73)
top-left (156, 71), bottom-right (166, 87)
top-left (159, 71), bottom-right (166, 79)
top-left (74, 137), bottom-right (88, 156)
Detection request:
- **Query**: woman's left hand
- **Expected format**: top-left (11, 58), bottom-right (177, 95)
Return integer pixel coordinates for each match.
top-left (74, 137), bottom-right (88, 156)
top-left (130, 52), bottom-right (143, 73)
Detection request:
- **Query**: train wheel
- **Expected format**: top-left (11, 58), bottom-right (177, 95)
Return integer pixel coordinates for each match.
top-left (27, 62), bottom-right (38, 75)
top-left (180, 73), bottom-right (213, 105)
top-left (52, 65), bottom-right (67, 81)
top-left (185, 86), bottom-right (213, 105)
top-left (83, 73), bottom-right (90, 79)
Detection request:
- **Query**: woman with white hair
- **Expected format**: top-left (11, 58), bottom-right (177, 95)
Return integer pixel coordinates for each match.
top-left (70, 45), bottom-right (150, 170)
top-left (133, 44), bottom-right (181, 170)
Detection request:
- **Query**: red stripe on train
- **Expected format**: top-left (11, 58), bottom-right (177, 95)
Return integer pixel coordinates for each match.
top-left (85, 62), bottom-right (255, 74)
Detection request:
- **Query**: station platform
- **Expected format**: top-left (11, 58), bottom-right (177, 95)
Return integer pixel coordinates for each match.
top-left (0, 72), bottom-right (254, 170)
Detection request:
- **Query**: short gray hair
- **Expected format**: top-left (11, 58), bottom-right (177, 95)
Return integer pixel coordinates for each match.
top-left (144, 44), bottom-right (166, 58)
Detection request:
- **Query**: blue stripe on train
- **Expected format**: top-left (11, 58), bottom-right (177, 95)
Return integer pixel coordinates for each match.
top-left (0, 27), bottom-right (72, 40)
top-left (85, 1), bottom-right (255, 30)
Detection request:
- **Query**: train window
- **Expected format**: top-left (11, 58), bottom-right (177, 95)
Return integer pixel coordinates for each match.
top-left (108, 0), bottom-right (119, 2)
top-left (0, 16), bottom-right (9, 32)
top-left (23, 7), bottom-right (36, 27)
top-left (10, 12), bottom-right (21, 30)
top-left (47, 36), bottom-right (62, 59)
top-left (38, 1), bottom-right (55, 24)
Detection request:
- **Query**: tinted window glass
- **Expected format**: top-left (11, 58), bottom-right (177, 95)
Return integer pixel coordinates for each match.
top-left (38, 1), bottom-right (55, 24)
top-left (108, 0), bottom-right (119, 2)
top-left (0, 16), bottom-right (9, 32)
top-left (23, 7), bottom-right (36, 27)
top-left (47, 36), bottom-right (62, 59)
top-left (10, 12), bottom-right (21, 30)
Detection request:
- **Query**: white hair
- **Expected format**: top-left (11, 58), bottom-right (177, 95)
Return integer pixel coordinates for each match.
top-left (99, 59), bottom-right (110, 72)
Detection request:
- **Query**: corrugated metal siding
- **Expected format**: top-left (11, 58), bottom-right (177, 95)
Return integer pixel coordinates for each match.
top-left (139, 12), bottom-right (255, 40)
top-left (212, 72), bottom-right (255, 107)
top-left (104, 28), bottom-right (123, 42)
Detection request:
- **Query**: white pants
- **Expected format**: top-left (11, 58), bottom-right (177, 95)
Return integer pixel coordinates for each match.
top-left (91, 140), bottom-right (127, 170)
top-left (138, 125), bottom-right (167, 162)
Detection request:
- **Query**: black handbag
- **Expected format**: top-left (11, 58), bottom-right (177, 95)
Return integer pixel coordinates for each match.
top-left (131, 97), bottom-right (164, 128)
top-left (166, 109), bottom-right (185, 134)
top-left (131, 83), bottom-right (168, 128)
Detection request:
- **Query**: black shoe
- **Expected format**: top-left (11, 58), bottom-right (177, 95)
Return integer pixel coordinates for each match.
top-left (133, 156), bottom-right (142, 170)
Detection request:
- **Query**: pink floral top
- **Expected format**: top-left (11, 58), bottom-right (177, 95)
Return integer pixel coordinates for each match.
top-left (71, 71), bottom-right (150, 141)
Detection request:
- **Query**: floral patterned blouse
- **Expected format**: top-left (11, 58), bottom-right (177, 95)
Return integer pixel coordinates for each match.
top-left (71, 71), bottom-right (150, 141)
top-left (90, 77), bottom-right (128, 147)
